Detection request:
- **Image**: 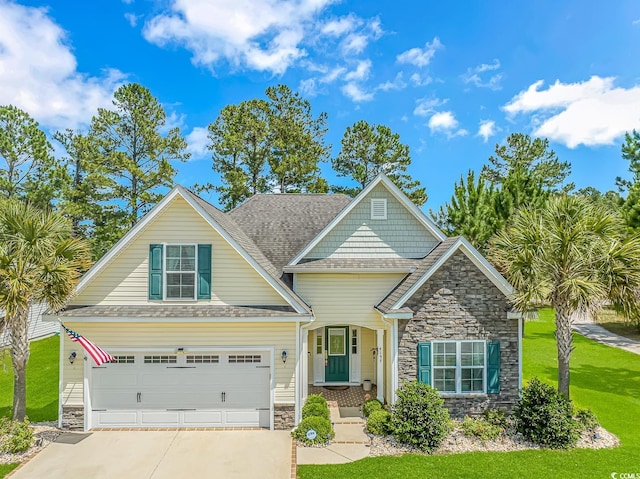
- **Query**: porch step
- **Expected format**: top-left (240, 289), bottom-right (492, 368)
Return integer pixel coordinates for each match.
top-left (328, 403), bottom-right (369, 445)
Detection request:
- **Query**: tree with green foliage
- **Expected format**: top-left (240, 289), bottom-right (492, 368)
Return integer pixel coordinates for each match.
top-left (333, 120), bottom-right (427, 205)
top-left (91, 83), bottom-right (189, 232)
top-left (489, 195), bottom-right (640, 397)
top-left (575, 186), bottom-right (622, 213)
top-left (432, 170), bottom-right (498, 250)
top-left (53, 130), bottom-right (111, 243)
top-left (202, 100), bottom-right (271, 210)
top-left (266, 84), bottom-right (330, 193)
top-left (0, 105), bottom-right (58, 209)
top-left (0, 201), bottom-right (91, 420)
top-left (618, 131), bottom-right (640, 230)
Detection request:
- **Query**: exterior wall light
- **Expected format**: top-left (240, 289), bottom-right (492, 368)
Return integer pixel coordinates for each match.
top-left (69, 351), bottom-right (77, 364)
top-left (281, 350), bottom-right (288, 364)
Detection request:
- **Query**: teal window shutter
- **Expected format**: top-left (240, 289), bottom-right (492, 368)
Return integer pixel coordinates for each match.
top-left (417, 342), bottom-right (431, 386)
top-left (487, 341), bottom-right (501, 394)
top-left (197, 244), bottom-right (212, 299)
top-left (149, 244), bottom-right (163, 300)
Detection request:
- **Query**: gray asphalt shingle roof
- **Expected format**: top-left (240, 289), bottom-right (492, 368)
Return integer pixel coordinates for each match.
top-left (284, 257), bottom-right (421, 272)
top-left (56, 304), bottom-right (305, 318)
top-left (376, 237), bottom-right (460, 313)
top-left (228, 194), bottom-right (352, 273)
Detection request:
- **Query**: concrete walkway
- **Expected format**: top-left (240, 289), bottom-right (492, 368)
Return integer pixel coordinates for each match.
top-left (10, 430), bottom-right (293, 479)
top-left (572, 322), bottom-right (640, 355)
top-left (296, 403), bottom-right (370, 465)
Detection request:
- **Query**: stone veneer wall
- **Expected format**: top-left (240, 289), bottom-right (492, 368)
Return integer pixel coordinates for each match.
top-left (398, 250), bottom-right (519, 417)
top-left (62, 405), bottom-right (84, 430)
top-left (274, 404), bottom-right (295, 430)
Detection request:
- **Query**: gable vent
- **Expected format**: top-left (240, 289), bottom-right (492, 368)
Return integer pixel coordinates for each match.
top-left (371, 198), bottom-right (387, 220)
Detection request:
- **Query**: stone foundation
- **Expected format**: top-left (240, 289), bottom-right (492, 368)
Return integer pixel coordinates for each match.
top-left (398, 250), bottom-right (520, 416)
top-left (62, 405), bottom-right (84, 430)
top-left (274, 404), bottom-right (295, 430)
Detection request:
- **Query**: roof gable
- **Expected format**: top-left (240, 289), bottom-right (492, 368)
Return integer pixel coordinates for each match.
top-left (289, 174), bottom-right (446, 265)
top-left (376, 237), bottom-right (514, 313)
top-left (74, 187), bottom-right (310, 313)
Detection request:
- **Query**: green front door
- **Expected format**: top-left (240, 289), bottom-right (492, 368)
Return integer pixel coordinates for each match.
top-left (325, 326), bottom-right (349, 382)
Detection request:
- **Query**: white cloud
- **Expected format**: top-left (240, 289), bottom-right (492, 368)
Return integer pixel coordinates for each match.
top-left (462, 59), bottom-right (502, 90)
top-left (341, 33), bottom-right (368, 55)
top-left (504, 76), bottom-right (640, 148)
top-left (397, 37), bottom-right (442, 67)
top-left (144, 0), bottom-right (335, 74)
top-left (186, 126), bottom-right (209, 159)
top-left (477, 120), bottom-right (496, 142)
top-left (322, 14), bottom-right (361, 37)
top-left (428, 111), bottom-right (467, 137)
top-left (413, 97), bottom-right (447, 117)
top-left (376, 72), bottom-right (406, 92)
top-left (0, 1), bottom-right (125, 129)
top-left (341, 83), bottom-right (374, 102)
top-left (344, 60), bottom-right (371, 81)
top-left (410, 72), bottom-right (432, 87)
top-left (633, 18), bottom-right (640, 25)
top-left (299, 78), bottom-right (318, 97)
top-left (124, 12), bottom-right (140, 27)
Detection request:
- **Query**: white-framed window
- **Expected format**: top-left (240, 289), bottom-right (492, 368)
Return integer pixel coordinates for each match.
top-left (228, 354), bottom-right (262, 364)
top-left (144, 355), bottom-right (177, 364)
top-left (351, 328), bottom-right (358, 354)
top-left (164, 244), bottom-right (197, 300)
top-left (432, 340), bottom-right (486, 394)
top-left (111, 355), bottom-right (135, 364)
top-left (316, 330), bottom-right (323, 354)
top-left (186, 354), bottom-right (219, 364)
top-left (370, 198), bottom-right (387, 220)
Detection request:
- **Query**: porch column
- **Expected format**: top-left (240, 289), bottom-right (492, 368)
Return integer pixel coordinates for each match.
top-left (301, 327), bottom-right (309, 402)
top-left (376, 329), bottom-right (384, 403)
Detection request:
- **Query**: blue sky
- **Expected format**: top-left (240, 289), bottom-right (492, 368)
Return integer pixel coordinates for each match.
top-left (2, 0), bottom-right (640, 210)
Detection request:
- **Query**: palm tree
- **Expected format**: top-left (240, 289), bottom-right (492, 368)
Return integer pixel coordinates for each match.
top-left (0, 201), bottom-right (91, 420)
top-left (489, 195), bottom-right (640, 397)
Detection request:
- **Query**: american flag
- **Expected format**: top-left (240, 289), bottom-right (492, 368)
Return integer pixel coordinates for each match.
top-left (62, 324), bottom-right (115, 366)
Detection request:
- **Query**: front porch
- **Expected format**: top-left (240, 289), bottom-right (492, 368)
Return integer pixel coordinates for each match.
top-left (308, 384), bottom-right (379, 408)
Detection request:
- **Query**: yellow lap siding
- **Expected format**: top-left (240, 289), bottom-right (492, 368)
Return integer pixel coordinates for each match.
top-left (295, 273), bottom-right (405, 329)
top-left (71, 196), bottom-right (287, 306)
top-left (61, 322), bottom-right (297, 405)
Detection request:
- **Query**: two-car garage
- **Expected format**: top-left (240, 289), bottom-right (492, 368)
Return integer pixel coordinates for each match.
top-left (88, 349), bottom-right (273, 429)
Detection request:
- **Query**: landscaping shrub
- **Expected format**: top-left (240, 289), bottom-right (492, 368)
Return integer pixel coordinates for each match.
top-left (514, 377), bottom-right (580, 448)
top-left (482, 408), bottom-right (507, 429)
top-left (575, 408), bottom-right (600, 432)
top-left (461, 416), bottom-right (502, 441)
top-left (390, 380), bottom-right (451, 452)
top-left (362, 398), bottom-right (383, 418)
top-left (0, 417), bottom-right (33, 454)
top-left (302, 401), bottom-right (330, 420)
top-left (292, 416), bottom-right (333, 445)
top-left (305, 394), bottom-right (327, 406)
top-left (366, 410), bottom-right (390, 436)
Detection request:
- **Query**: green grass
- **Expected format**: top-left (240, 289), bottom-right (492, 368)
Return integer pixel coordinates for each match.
top-left (0, 464), bottom-right (19, 478)
top-left (298, 309), bottom-right (640, 478)
top-left (596, 309), bottom-right (640, 342)
top-left (0, 335), bottom-right (59, 422)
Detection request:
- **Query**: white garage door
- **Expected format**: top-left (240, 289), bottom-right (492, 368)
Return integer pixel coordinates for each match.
top-left (89, 350), bottom-right (271, 429)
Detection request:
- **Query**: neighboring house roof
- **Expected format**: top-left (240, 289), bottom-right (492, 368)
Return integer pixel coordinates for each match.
top-left (376, 236), bottom-right (514, 313)
top-left (228, 194), bottom-right (352, 273)
top-left (73, 186), bottom-right (311, 314)
top-left (0, 303), bottom-right (57, 347)
top-left (283, 257), bottom-right (420, 273)
top-left (53, 304), bottom-right (307, 320)
top-left (288, 174), bottom-right (447, 266)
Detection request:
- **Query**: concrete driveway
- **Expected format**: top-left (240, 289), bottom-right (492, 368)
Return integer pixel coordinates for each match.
top-left (10, 430), bottom-right (293, 479)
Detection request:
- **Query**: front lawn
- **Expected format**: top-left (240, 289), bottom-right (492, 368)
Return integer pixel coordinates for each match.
top-left (298, 309), bottom-right (640, 478)
top-left (596, 308), bottom-right (640, 342)
top-left (0, 335), bottom-right (59, 422)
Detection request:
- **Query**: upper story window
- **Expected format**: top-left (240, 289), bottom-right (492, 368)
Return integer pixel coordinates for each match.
top-left (149, 243), bottom-right (211, 301)
top-left (165, 244), bottom-right (196, 299)
top-left (370, 198), bottom-right (387, 220)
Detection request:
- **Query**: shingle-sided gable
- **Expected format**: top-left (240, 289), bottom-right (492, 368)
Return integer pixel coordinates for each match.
top-left (303, 182), bottom-right (440, 260)
top-left (70, 192), bottom-right (303, 309)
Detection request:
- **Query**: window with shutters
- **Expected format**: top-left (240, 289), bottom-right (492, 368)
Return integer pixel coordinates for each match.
top-left (370, 198), bottom-right (387, 220)
top-left (165, 244), bottom-right (197, 299)
top-left (432, 340), bottom-right (486, 394)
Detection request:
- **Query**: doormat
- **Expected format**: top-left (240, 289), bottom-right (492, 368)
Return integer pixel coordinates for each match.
top-left (324, 386), bottom-right (349, 391)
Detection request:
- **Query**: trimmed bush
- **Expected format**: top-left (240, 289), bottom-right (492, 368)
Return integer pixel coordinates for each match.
top-left (575, 408), bottom-right (600, 432)
top-left (482, 408), bottom-right (507, 429)
top-left (461, 416), bottom-right (502, 441)
top-left (366, 410), bottom-right (390, 436)
top-left (362, 399), bottom-right (383, 418)
top-left (390, 380), bottom-right (451, 452)
top-left (514, 377), bottom-right (580, 449)
top-left (0, 418), bottom-right (33, 454)
top-left (291, 416), bottom-right (333, 445)
top-left (305, 394), bottom-right (327, 406)
top-left (302, 401), bottom-right (330, 421)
